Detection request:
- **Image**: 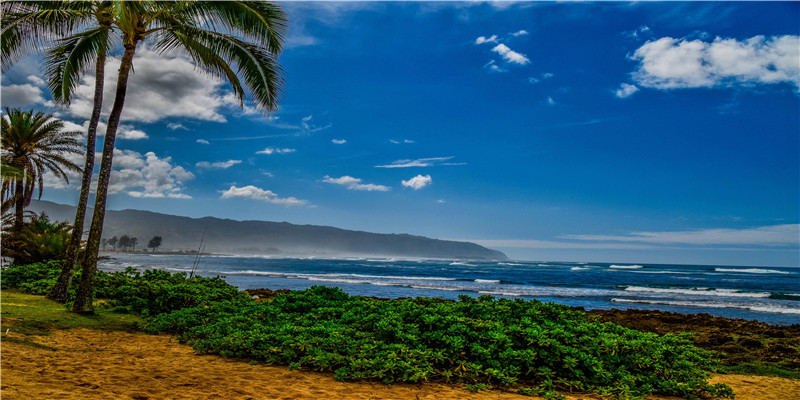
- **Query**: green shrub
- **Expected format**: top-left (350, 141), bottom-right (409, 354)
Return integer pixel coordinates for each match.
top-left (0, 261), bottom-right (61, 294)
top-left (144, 286), bottom-right (735, 399)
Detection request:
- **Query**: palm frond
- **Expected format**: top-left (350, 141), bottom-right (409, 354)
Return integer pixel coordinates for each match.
top-left (46, 27), bottom-right (111, 104)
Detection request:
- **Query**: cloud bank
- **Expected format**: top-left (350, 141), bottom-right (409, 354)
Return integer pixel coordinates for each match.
top-left (630, 35), bottom-right (800, 91)
top-left (220, 185), bottom-right (308, 207)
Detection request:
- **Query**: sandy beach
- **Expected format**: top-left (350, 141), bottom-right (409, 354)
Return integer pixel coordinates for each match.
top-left (2, 327), bottom-right (798, 400)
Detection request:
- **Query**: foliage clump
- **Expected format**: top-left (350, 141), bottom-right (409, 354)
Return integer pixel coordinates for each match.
top-left (1, 262), bottom-right (246, 315)
top-left (144, 286), bottom-right (734, 399)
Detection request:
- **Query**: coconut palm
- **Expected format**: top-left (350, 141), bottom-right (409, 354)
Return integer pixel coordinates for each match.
top-left (2, 1), bottom-right (114, 302)
top-left (67, 1), bottom-right (287, 313)
top-left (1, 107), bottom-right (83, 231)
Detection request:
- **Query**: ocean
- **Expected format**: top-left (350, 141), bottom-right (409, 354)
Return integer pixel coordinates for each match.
top-left (98, 254), bottom-right (800, 326)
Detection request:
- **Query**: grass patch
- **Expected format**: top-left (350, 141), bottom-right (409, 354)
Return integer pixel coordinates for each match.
top-left (1, 289), bottom-right (141, 336)
top-left (722, 364), bottom-right (800, 380)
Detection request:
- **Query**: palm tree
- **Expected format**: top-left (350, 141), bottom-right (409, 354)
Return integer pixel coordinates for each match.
top-left (69, 1), bottom-right (287, 313)
top-left (1, 108), bottom-right (83, 231)
top-left (2, 1), bottom-right (114, 302)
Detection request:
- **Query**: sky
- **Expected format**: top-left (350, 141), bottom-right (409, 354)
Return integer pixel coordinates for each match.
top-left (2, 1), bottom-right (799, 266)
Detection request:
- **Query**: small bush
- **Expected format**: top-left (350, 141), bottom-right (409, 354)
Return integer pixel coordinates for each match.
top-left (0, 261), bottom-right (62, 294)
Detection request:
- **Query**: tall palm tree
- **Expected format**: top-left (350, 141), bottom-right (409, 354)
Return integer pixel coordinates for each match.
top-left (69, 1), bottom-right (287, 313)
top-left (1, 107), bottom-right (83, 231)
top-left (2, 1), bottom-right (114, 302)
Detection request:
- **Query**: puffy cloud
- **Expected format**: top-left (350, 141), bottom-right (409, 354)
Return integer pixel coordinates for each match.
top-left (196, 139), bottom-right (210, 145)
top-left (65, 46), bottom-right (243, 123)
top-left (561, 224), bottom-right (800, 246)
top-left (0, 83), bottom-right (48, 107)
top-left (115, 151), bottom-right (194, 198)
top-left (475, 35), bottom-right (498, 45)
top-left (256, 147), bottom-right (296, 155)
top-left (219, 185), bottom-right (308, 207)
top-left (43, 148), bottom-right (193, 199)
top-left (195, 159), bottom-right (242, 169)
top-left (376, 156), bottom-right (464, 168)
top-left (332, 139), bottom-right (347, 144)
top-left (322, 175), bottom-right (390, 192)
top-left (401, 174), bottom-right (432, 190)
top-left (510, 30), bottom-right (529, 37)
top-left (491, 43), bottom-right (531, 65)
top-left (614, 83), bottom-right (640, 98)
top-left (630, 35), bottom-right (800, 90)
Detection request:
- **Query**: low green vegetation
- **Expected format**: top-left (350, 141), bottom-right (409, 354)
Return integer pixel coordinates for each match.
top-left (1, 262), bottom-right (736, 399)
top-left (1, 290), bottom-right (140, 336)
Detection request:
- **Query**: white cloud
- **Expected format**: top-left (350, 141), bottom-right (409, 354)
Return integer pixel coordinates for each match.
top-left (491, 43), bottom-right (531, 65)
top-left (401, 174), bottom-right (432, 190)
top-left (332, 139), bottom-right (347, 144)
top-left (614, 83), bottom-right (640, 98)
top-left (322, 175), bottom-right (390, 192)
top-left (301, 114), bottom-right (332, 133)
top-left (256, 147), bottom-right (296, 155)
top-left (115, 151), bottom-right (194, 198)
top-left (1, 83), bottom-right (48, 107)
top-left (196, 159), bottom-right (242, 169)
top-left (44, 148), bottom-right (194, 199)
top-left (389, 139), bottom-right (415, 144)
top-left (484, 60), bottom-right (507, 73)
top-left (196, 139), bottom-right (210, 145)
top-left (511, 30), bottom-right (529, 37)
top-left (168, 123), bottom-right (188, 131)
top-left (630, 35), bottom-right (800, 90)
top-left (475, 35), bottom-right (498, 45)
top-left (220, 185), bottom-right (308, 207)
top-left (375, 156), bottom-right (459, 168)
top-left (546, 96), bottom-right (557, 106)
top-left (65, 45), bottom-right (243, 124)
top-left (561, 224), bottom-right (800, 246)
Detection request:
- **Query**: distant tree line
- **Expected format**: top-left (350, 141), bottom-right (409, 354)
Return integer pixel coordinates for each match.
top-left (101, 235), bottom-right (162, 253)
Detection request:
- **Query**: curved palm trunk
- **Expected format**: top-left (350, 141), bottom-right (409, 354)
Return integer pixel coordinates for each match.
top-left (73, 43), bottom-right (136, 314)
top-left (48, 51), bottom-right (106, 303)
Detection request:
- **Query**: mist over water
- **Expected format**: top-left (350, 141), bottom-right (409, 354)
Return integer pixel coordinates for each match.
top-left (99, 254), bottom-right (800, 325)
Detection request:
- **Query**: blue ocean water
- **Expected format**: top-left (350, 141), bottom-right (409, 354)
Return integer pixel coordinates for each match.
top-left (98, 254), bottom-right (800, 325)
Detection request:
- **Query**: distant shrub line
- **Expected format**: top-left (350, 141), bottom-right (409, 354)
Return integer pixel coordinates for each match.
top-left (1, 262), bottom-right (734, 400)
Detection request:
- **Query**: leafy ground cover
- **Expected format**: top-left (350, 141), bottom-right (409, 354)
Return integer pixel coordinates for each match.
top-left (2, 262), bottom-right (737, 399)
top-left (585, 308), bottom-right (800, 380)
top-left (145, 286), bottom-right (734, 399)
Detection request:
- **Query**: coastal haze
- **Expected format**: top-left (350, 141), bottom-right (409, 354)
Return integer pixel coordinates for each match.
top-left (30, 200), bottom-right (507, 260)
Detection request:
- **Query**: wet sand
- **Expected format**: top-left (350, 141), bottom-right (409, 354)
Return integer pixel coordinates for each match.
top-left (2, 328), bottom-right (798, 400)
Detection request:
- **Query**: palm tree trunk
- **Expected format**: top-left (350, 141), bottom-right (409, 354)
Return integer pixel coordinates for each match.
top-left (73, 43), bottom-right (136, 314)
top-left (48, 51), bottom-right (106, 303)
top-left (13, 177), bottom-right (24, 232)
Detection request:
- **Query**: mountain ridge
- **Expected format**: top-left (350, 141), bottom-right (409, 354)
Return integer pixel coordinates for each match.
top-left (29, 200), bottom-right (508, 260)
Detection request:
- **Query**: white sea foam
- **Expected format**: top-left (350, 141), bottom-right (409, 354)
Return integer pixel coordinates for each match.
top-left (611, 298), bottom-right (800, 315)
top-left (570, 267), bottom-right (590, 271)
top-left (498, 262), bottom-right (527, 266)
top-left (610, 265), bottom-right (645, 269)
top-left (715, 268), bottom-right (792, 275)
top-left (624, 286), bottom-right (771, 298)
top-left (474, 279), bottom-right (501, 283)
top-left (450, 262), bottom-right (477, 267)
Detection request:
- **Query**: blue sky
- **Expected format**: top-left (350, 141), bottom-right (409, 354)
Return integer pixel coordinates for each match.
top-left (2, 1), bottom-right (799, 266)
